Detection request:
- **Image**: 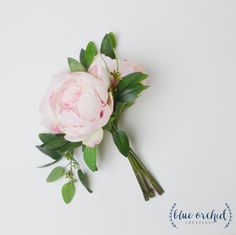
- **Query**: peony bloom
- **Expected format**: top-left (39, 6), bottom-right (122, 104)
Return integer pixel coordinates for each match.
top-left (40, 71), bottom-right (113, 147)
top-left (89, 53), bottom-right (144, 83)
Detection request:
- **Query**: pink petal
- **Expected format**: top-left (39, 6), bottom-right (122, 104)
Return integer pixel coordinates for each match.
top-left (82, 128), bottom-right (104, 147)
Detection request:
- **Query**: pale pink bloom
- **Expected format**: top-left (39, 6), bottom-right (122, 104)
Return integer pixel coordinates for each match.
top-left (89, 53), bottom-right (144, 83)
top-left (88, 53), bottom-right (112, 88)
top-left (40, 71), bottom-right (113, 147)
top-left (117, 60), bottom-right (145, 77)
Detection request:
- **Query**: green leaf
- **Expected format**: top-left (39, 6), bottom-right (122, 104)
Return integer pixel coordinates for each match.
top-left (100, 34), bottom-right (115, 59)
top-left (116, 83), bottom-right (148, 103)
top-left (109, 32), bottom-right (117, 48)
top-left (37, 157), bottom-right (63, 168)
top-left (77, 169), bottom-right (93, 193)
top-left (44, 136), bottom-right (68, 151)
top-left (104, 101), bottom-right (136, 132)
top-left (105, 103), bottom-right (126, 130)
top-left (62, 182), bottom-right (75, 204)
top-left (103, 115), bottom-right (117, 131)
top-left (82, 144), bottom-right (86, 152)
top-left (39, 133), bottom-right (57, 144)
top-left (83, 146), bottom-right (97, 172)
top-left (83, 41), bottom-right (97, 69)
top-left (68, 57), bottom-right (86, 72)
top-left (36, 145), bottom-right (62, 160)
top-left (59, 142), bottom-right (82, 154)
top-left (80, 48), bottom-right (86, 67)
top-left (112, 129), bottom-right (130, 157)
top-left (47, 166), bottom-right (65, 182)
top-left (117, 72), bottom-right (148, 92)
top-left (116, 101), bottom-right (134, 113)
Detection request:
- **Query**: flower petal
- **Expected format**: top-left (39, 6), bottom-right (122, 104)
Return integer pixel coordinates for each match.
top-left (89, 53), bottom-right (114, 88)
top-left (119, 60), bottom-right (144, 77)
top-left (82, 128), bottom-right (104, 147)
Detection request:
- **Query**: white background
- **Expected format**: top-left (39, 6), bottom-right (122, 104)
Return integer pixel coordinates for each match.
top-left (0, 0), bottom-right (235, 234)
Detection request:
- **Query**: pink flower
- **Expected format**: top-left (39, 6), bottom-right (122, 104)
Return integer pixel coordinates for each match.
top-left (89, 53), bottom-right (144, 83)
top-left (118, 60), bottom-right (145, 77)
top-left (40, 71), bottom-right (113, 147)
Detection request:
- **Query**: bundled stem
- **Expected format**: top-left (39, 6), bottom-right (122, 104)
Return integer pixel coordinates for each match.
top-left (128, 148), bottom-right (164, 201)
top-left (128, 155), bottom-right (149, 201)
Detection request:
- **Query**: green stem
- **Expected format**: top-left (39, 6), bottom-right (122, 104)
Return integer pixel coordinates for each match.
top-left (114, 48), bottom-right (119, 72)
top-left (128, 155), bottom-right (149, 201)
top-left (140, 173), bottom-right (155, 198)
top-left (129, 152), bottom-right (155, 198)
top-left (130, 148), bottom-right (164, 195)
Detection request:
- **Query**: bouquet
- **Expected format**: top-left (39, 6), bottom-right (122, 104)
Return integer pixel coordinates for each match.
top-left (37, 32), bottom-right (164, 203)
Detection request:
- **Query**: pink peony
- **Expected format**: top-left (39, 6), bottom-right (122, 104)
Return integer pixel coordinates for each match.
top-left (40, 71), bottom-right (113, 147)
top-left (89, 53), bottom-right (144, 81)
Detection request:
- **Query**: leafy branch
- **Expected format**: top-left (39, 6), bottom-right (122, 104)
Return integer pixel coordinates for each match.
top-left (36, 134), bottom-right (93, 204)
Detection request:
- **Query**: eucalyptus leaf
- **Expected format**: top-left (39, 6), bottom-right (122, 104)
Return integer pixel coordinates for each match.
top-left (68, 57), bottom-right (86, 72)
top-left (62, 182), bottom-right (75, 204)
top-left (100, 34), bottom-right (115, 59)
top-left (77, 169), bottom-right (92, 193)
top-left (112, 129), bottom-right (130, 157)
top-left (47, 166), bottom-right (65, 182)
top-left (83, 146), bottom-right (97, 172)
